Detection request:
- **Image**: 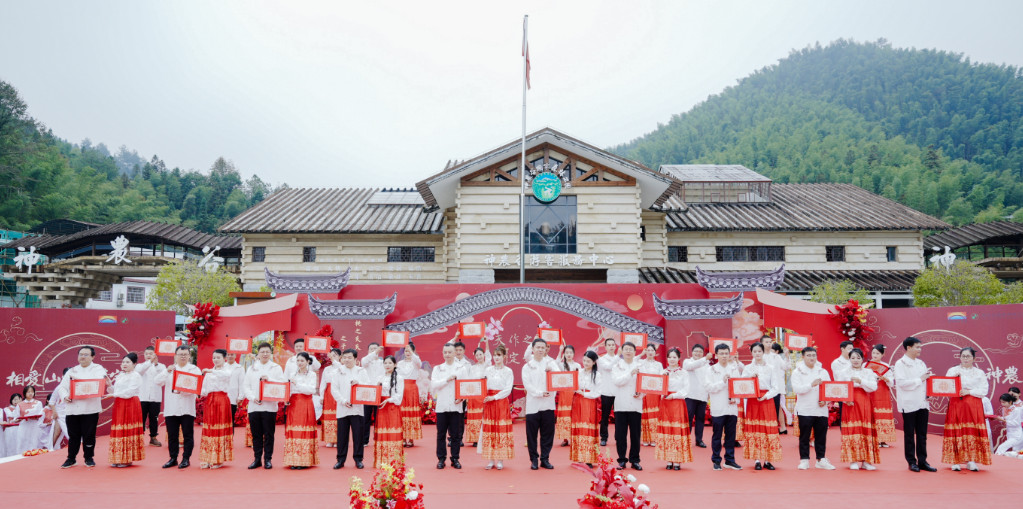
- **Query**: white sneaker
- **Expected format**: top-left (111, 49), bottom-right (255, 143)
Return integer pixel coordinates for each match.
top-left (849, 462), bottom-right (860, 470)
top-left (951, 464), bottom-right (961, 471)
top-left (967, 461), bottom-right (978, 471)
top-left (496, 461), bottom-right (503, 470)
top-left (816, 458), bottom-right (836, 470)
top-left (863, 462), bottom-right (876, 471)
top-left (485, 461), bottom-right (494, 470)
top-left (798, 459), bottom-right (810, 470)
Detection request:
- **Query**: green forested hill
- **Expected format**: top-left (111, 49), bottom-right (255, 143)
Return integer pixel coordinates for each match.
top-left (612, 40), bottom-right (1023, 225)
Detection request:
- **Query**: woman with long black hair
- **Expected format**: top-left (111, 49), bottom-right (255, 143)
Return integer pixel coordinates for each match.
top-left (397, 343), bottom-right (422, 447)
top-left (555, 344), bottom-right (581, 447)
top-left (106, 353), bottom-right (144, 467)
top-left (942, 347), bottom-right (992, 471)
top-left (569, 350), bottom-right (602, 466)
top-left (374, 355), bottom-right (405, 468)
top-left (283, 352), bottom-right (319, 469)
top-left (655, 347), bottom-right (692, 470)
top-left (868, 345), bottom-right (896, 448)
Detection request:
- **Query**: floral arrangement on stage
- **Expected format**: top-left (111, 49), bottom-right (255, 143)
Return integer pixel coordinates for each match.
top-left (831, 299), bottom-right (875, 350)
top-left (572, 453), bottom-right (657, 509)
top-left (186, 302), bottom-right (220, 347)
top-left (350, 459), bottom-right (424, 509)
top-left (422, 394), bottom-right (437, 424)
top-left (235, 398), bottom-right (248, 426)
top-left (195, 394), bottom-right (207, 425)
top-left (23, 448), bottom-right (48, 457)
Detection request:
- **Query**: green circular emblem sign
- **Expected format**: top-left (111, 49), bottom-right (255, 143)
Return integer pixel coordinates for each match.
top-left (531, 173), bottom-right (562, 202)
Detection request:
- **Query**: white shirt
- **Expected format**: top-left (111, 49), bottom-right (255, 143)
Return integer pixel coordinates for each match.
top-left (946, 365), bottom-right (988, 398)
top-left (111, 371), bottom-right (141, 399)
top-left (641, 358), bottom-right (663, 375)
top-left (360, 350), bottom-right (384, 381)
top-left (377, 373), bottom-right (405, 406)
top-left (133, 360), bottom-right (166, 403)
top-left (682, 357), bottom-right (711, 401)
top-left (244, 359), bottom-right (286, 413)
top-left (396, 354), bottom-right (421, 380)
top-left (290, 370), bottom-right (318, 396)
top-left (831, 355), bottom-right (852, 381)
top-left (705, 361), bottom-right (743, 417)
top-left (663, 367), bottom-right (689, 400)
top-left (431, 362), bottom-right (469, 413)
top-left (225, 362), bottom-right (244, 404)
top-left (894, 355), bottom-right (929, 413)
top-left (577, 370), bottom-right (602, 399)
top-left (319, 364), bottom-right (339, 397)
top-left (611, 358), bottom-right (644, 413)
top-left (836, 366), bottom-right (878, 393)
top-left (764, 351), bottom-right (791, 395)
top-left (596, 353), bottom-right (620, 397)
top-left (791, 361), bottom-right (831, 417)
top-left (521, 356), bottom-right (559, 414)
top-left (284, 354), bottom-right (321, 381)
top-left (201, 367), bottom-right (231, 396)
top-left (741, 360), bottom-right (780, 400)
top-left (1004, 406), bottom-right (1022, 440)
top-left (57, 362), bottom-right (108, 416)
top-left (484, 366), bottom-right (514, 400)
top-left (156, 363), bottom-right (202, 417)
top-left (331, 365), bottom-right (370, 418)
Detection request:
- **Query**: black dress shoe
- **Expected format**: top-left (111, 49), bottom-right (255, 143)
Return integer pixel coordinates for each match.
top-left (600, 440), bottom-right (607, 446)
top-left (755, 462), bottom-right (763, 470)
top-left (779, 430), bottom-right (788, 435)
top-left (666, 464), bottom-right (673, 470)
top-left (162, 459), bottom-right (178, 468)
top-left (355, 461), bottom-right (364, 469)
top-left (909, 463), bottom-right (920, 472)
top-left (178, 459), bottom-right (190, 469)
top-left (437, 461), bottom-right (446, 469)
top-left (631, 463), bottom-right (642, 471)
top-left (920, 463), bottom-right (937, 472)
top-left (264, 460), bottom-right (272, 469)
top-left (695, 441), bottom-right (707, 448)
top-left (541, 461), bottom-right (554, 469)
top-left (249, 460), bottom-right (262, 469)
top-left (764, 462), bottom-right (775, 470)
top-left (451, 460), bottom-right (462, 469)
top-left (333, 462), bottom-right (344, 470)
top-left (673, 464), bottom-right (681, 471)
top-left (732, 441), bottom-right (742, 448)
top-left (530, 461), bottom-right (538, 470)
top-left (617, 461), bottom-right (626, 470)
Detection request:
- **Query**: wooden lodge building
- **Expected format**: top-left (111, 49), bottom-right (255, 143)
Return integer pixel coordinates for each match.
top-left (220, 128), bottom-right (949, 308)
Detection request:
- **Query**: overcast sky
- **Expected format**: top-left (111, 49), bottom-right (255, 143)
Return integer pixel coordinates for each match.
top-left (2, 1), bottom-right (1022, 189)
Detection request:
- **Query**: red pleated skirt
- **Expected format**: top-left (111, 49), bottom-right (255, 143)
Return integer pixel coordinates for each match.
top-left (108, 396), bottom-right (145, 464)
top-left (569, 393), bottom-right (600, 463)
top-left (374, 401), bottom-right (405, 468)
top-left (199, 391), bottom-right (234, 466)
top-left (555, 390), bottom-right (574, 440)
top-left (400, 379), bottom-right (422, 441)
top-left (742, 397), bottom-right (782, 462)
top-left (322, 382), bottom-right (337, 444)
top-left (284, 394), bottom-right (319, 467)
top-left (942, 395), bottom-right (992, 465)
top-left (480, 390), bottom-right (514, 460)
top-left (464, 397), bottom-right (485, 442)
top-left (870, 378), bottom-right (896, 444)
top-left (840, 388), bottom-right (880, 463)
top-left (642, 393), bottom-right (660, 443)
top-left (655, 397), bottom-right (692, 463)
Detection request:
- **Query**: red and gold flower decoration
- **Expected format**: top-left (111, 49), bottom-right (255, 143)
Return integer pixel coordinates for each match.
top-left (572, 453), bottom-right (658, 508)
top-left (831, 299), bottom-right (875, 351)
top-left (350, 459), bottom-right (424, 509)
top-left (186, 302), bottom-right (220, 347)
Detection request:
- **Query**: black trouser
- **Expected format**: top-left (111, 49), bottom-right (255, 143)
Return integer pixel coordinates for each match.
top-left (711, 414), bottom-right (737, 465)
top-left (685, 398), bottom-right (707, 441)
top-left (599, 395), bottom-right (615, 441)
top-left (164, 415), bottom-right (195, 461)
top-left (525, 409), bottom-right (555, 464)
top-left (902, 408), bottom-right (929, 466)
top-left (798, 415), bottom-right (829, 460)
top-left (363, 405), bottom-right (377, 445)
top-left (338, 415), bottom-right (365, 463)
top-left (231, 404), bottom-right (237, 426)
top-left (65, 413), bottom-right (99, 461)
top-left (614, 410), bottom-right (642, 465)
top-left (249, 411), bottom-right (276, 462)
top-left (436, 411), bottom-right (464, 461)
top-left (140, 401), bottom-right (161, 438)
top-left (833, 402), bottom-right (843, 426)
top-left (773, 394), bottom-right (783, 428)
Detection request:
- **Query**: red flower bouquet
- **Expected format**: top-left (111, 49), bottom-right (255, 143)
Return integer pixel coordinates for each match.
top-left (830, 299), bottom-right (875, 351)
top-left (422, 394), bottom-right (437, 424)
top-left (350, 460), bottom-right (425, 509)
top-left (186, 302), bottom-right (220, 347)
top-left (572, 453), bottom-right (658, 508)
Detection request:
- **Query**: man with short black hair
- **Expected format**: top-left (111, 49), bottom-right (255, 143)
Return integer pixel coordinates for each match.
top-left (134, 345), bottom-right (166, 446)
top-left (57, 346), bottom-right (107, 468)
top-left (611, 341), bottom-right (645, 470)
top-left (332, 348), bottom-right (369, 469)
top-left (791, 347), bottom-right (835, 470)
top-left (596, 337), bottom-right (619, 446)
top-left (244, 342), bottom-right (285, 469)
top-left (361, 342), bottom-right (384, 446)
top-left (683, 344), bottom-right (713, 448)
top-left (432, 343), bottom-right (469, 469)
top-left (283, 338), bottom-right (321, 380)
top-left (705, 343), bottom-right (743, 471)
top-left (895, 336), bottom-right (936, 472)
top-left (155, 345), bottom-right (202, 468)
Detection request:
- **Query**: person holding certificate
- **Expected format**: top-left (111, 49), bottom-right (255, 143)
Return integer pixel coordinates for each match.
top-left (554, 344), bottom-right (580, 447)
top-left (331, 348), bottom-right (370, 469)
top-left (569, 351), bottom-right (602, 466)
top-left (611, 341), bottom-right (645, 470)
top-left (397, 343), bottom-right (423, 447)
top-left (790, 347), bottom-right (835, 470)
top-left (319, 349), bottom-right (342, 448)
top-left (134, 346), bottom-right (166, 446)
top-left (830, 341), bottom-right (854, 427)
top-left (104, 353), bottom-right (144, 467)
top-left (941, 347), bottom-right (992, 471)
top-left (359, 342), bottom-right (383, 448)
top-left (14, 385), bottom-right (44, 455)
top-left (3, 393), bottom-right (23, 456)
top-left (835, 348), bottom-right (880, 470)
top-left (57, 345), bottom-right (108, 468)
top-left (244, 342), bottom-right (286, 469)
top-left (372, 355), bottom-right (404, 468)
top-left (465, 343), bottom-right (492, 448)
top-left (656, 348), bottom-right (692, 470)
top-left (432, 343), bottom-right (469, 469)
top-left (639, 344), bottom-right (663, 448)
top-left (705, 343), bottom-right (743, 471)
top-left (155, 345), bottom-right (202, 469)
top-left (199, 349), bottom-right (234, 469)
top-left (740, 343), bottom-right (782, 471)
top-left (284, 352), bottom-right (319, 469)
top-left (522, 338), bottom-right (560, 470)
top-left (893, 337), bottom-right (936, 472)
top-left (480, 345), bottom-right (515, 469)
top-left (683, 344), bottom-right (713, 448)
top-left (868, 345), bottom-right (896, 448)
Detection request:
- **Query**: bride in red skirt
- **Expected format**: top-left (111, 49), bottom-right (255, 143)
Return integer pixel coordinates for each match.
top-left (655, 348), bottom-right (692, 470)
top-left (374, 356), bottom-right (405, 468)
top-left (942, 347), bottom-right (992, 471)
top-left (464, 345), bottom-right (491, 446)
top-left (397, 343), bottom-right (423, 447)
top-left (837, 349), bottom-right (881, 470)
top-left (740, 343), bottom-right (782, 470)
top-left (319, 349), bottom-right (341, 447)
top-left (199, 349), bottom-right (234, 469)
top-left (555, 345), bottom-right (580, 446)
top-left (868, 345), bottom-right (896, 447)
top-left (570, 351), bottom-right (602, 465)
top-left (107, 353), bottom-right (145, 467)
top-left (479, 345), bottom-right (514, 469)
top-left (284, 352), bottom-right (319, 469)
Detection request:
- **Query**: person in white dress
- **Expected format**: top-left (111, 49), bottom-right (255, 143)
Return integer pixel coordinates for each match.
top-left (994, 393), bottom-right (1023, 456)
top-left (396, 343), bottom-right (422, 447)
top-left (105, 353), bottom-right (144, 467)
top-left (479, 346), bottom-right (514, 470)
top-left (371, 355), bottom-right (404, 469)
top-left (943, 347), bottom-right (991, 471)
top-left (2, 394), bottom-right (22, 456)
top-left (15, 386), bottom-right (45, 455)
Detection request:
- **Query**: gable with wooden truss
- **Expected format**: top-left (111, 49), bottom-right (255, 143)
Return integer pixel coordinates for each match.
top-left (460, 143), bottom-right (637, 188)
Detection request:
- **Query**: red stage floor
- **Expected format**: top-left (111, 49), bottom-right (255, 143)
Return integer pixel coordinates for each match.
top-left (2, 422), bottom-right (1021, 508)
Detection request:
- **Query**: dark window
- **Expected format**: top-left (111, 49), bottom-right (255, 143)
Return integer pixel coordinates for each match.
top-left (302, 247), bottom-right (316, 263)
top-left (640, 225), bottom-right (646, 242)
top-left (388, 247), bottom-right (436, 263)
top-left (668, 246), bottom-right (688, 263)
top-left (715, 246), bottom-right (785, 262)
top-left (886, 246), bottom-right (897, 262)
top-left (524, 195), bottom-right (577, 254)
top-left (252, 246), bottom-right (265, 262)
top-left (825, 246), bottom-right (846, 262)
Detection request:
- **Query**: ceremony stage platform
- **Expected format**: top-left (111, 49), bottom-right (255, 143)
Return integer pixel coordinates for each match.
top-left (2, 422), bottom-right (1021, 508)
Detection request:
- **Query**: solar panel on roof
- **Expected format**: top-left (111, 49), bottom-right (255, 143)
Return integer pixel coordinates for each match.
top-left (366, 191), bottom-right (425, 206)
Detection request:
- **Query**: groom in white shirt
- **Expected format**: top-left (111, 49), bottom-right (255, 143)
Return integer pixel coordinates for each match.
top-left (894, 336), bottom-right (937, 472)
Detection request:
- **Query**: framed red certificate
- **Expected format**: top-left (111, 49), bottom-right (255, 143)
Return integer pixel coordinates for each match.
top-left (305, 336), bottom-right (330, 354)
top-left (636, 373), bottom-right (668, 396)
top-left (819, 381), bottom-right (854, 402)
top-left (459, 322), bottom-right (485, 339)
top-left (728, 377), bottom-right (760, 398)
top-left (381, 330), bottom-right (410, 348)
top-left (351, 384), bottom-right (382, 405)
top-left (226, 337), bottom-right (252, 355)
top-left (260, 380), bottom-right (291, 402)
top-left (785, 333), bottom-right (812, 350)
top-left (537, 327), bottom-right (563, 345)
top-left (172, 370), bottom-right (203, 395)
top-left (621, 332), bottom-right (648, 351)
top-left (927, 376), bottom-right (962, 397)
top-left (864, 360), bottom-right (890, 376)
top-left (547, 370), bottom-right (579, 392)
top-left (710, 337), bottom-right (737, 354)
top-left (156, 338), bottom-right (181, 356)
top-left (18, 402), bottom-right (41, 419)
top-left (455, 378), bottom-right (487, 400)
top-left (69, 379), bottom-right (105, 400)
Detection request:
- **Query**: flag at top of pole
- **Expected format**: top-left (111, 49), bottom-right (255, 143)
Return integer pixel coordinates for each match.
top-left (522, 16), bottom-right (531, 89)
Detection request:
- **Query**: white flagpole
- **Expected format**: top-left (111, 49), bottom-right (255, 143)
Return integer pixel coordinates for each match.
top-left (519, 14), bottom-right (528, 284)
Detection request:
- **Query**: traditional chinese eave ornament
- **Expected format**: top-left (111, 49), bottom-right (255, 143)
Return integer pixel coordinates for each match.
top-left (523, 159), bottom-right (571, 202)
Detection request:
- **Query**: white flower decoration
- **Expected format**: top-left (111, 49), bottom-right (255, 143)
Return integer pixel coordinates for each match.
top-left (406, 491), bottom-right (419, 500)
top-left (626, 474), bottom-right (636, 483)
top-left (636, 483), bottom-right (650, 495)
